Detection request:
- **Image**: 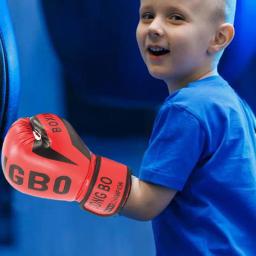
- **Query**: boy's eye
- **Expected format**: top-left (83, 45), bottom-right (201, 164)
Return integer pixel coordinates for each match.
top-left (141, 12), bottom-right (154, 20)
top-left (168, 14), bottom-right (185, 22)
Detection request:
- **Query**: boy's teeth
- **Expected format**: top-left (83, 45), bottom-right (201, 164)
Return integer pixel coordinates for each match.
top-left (148, 47), bottom-right (170, 56)
top-left (150, 47), bottom-right (165, 51)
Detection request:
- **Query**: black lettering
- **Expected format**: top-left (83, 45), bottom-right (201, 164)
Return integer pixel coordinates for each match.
top-left (110, 182), bottom-right (124, 205)
top-left (43, 115), bottom-right (62, 132)
top-left (44, 116), bottom-right (55, 121)
top-left (49, 121), bottom-right (58, 126)
top-left (95, 192), bottom-right (107, 199)
top-left (53, 176), bottom-right (71, 194)
top-left (52, 128), bottom-right (62, 133)
top-left (89, 201), bottom-right (101, 208)
top-left (28, 171), bottom-right (50, 191)
top-left (98, 183), bottom-right (110, 192)
top-left (9, 164), bottom-right (24, 185)
top-left (89, 197), bottom-right (103, 208)
top-left (101, 177), bottom-right (112, 185)
top-left (89, 192), bottom-right (107, 208)
top-left (105, 203), bottom-right (115, 213)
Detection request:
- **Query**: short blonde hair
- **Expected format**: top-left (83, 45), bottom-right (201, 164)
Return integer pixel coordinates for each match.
top-left (214, 0), bottom-right (236, 24)
top-left (211, 0), bottom-right (236, 66)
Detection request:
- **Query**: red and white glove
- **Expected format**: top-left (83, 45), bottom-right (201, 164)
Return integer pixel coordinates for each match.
top-left (1, 113), bottom-right (131, 216)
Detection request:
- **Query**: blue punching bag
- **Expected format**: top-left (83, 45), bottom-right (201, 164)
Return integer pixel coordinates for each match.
top-left (219, 0), bottom-right (256, 83)
top-left (0, 0), bottom-right (20, 245)
top-left (0, 0), bottom-right (20, 143)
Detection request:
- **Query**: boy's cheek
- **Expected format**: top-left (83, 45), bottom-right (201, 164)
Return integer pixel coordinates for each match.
top-left (136, 25), bottom-right (142, 43)
top-left (136, 33), bottom-right (144, 55)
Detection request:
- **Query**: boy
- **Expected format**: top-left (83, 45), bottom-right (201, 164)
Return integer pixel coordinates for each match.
top-left (2, 0), bottom-right (256, 255)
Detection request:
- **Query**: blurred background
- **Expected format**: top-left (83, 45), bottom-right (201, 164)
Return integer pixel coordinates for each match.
top-left (0, 0), bottom-right (256, 255)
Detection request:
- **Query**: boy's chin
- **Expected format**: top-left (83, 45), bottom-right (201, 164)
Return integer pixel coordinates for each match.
top-left (148, 69), bottom-right (172, 81)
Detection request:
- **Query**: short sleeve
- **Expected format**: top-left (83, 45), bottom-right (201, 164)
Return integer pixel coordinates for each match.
top-left (139, 104), bottom-right (206, 191)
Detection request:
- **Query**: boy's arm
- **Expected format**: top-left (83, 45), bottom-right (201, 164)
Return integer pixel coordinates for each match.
top-left (121, 176), bottom-right (176, 221)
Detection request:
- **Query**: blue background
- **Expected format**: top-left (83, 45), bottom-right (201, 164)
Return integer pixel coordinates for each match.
top-left (0, 0), bottom-right (256, 255)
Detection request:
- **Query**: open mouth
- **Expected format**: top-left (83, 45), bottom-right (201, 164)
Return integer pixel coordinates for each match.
top-left (148, 46), bottom-right (170, 56)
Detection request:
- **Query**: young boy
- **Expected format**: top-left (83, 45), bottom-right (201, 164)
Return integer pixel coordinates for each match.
top-left (2, 0), bottom-right (256, 255)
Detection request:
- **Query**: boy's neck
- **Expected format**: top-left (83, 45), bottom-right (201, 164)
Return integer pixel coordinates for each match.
top-left (167, 69), bottom-right (219, 94)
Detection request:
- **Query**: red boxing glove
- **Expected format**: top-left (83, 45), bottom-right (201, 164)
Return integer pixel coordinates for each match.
top-left (1, 113), bottom-right (131, 216)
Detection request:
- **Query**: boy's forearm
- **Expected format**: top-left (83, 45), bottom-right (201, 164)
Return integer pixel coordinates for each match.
top-left (120, 176), bottom-right (152, 221)
top-left (121, 176), bottom-right (177, 221)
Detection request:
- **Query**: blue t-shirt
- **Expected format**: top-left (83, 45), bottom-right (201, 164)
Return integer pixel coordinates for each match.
top-left (139, 76), bottom-right (256, 256)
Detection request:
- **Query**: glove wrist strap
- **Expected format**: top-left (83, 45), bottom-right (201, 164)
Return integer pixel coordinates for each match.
top-left (79, 156), bottom-right (131, 216)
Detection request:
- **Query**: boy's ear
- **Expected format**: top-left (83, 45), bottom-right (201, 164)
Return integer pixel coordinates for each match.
top-left (207, 23), bottom-right (235, 54)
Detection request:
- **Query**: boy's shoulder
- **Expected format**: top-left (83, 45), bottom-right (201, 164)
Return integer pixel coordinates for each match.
top-left (165, 76), bottom-right (237, 115)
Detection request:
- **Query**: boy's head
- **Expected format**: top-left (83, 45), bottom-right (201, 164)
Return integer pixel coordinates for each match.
top-left (136, 0), bottom-right (236, 87)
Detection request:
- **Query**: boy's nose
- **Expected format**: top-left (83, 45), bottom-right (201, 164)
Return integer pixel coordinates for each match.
top-left (148, 18), bottom-right (164, 39)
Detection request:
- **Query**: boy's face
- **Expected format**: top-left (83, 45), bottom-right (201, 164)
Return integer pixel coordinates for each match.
top-left (136, 0), bottom-right (222, 86)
